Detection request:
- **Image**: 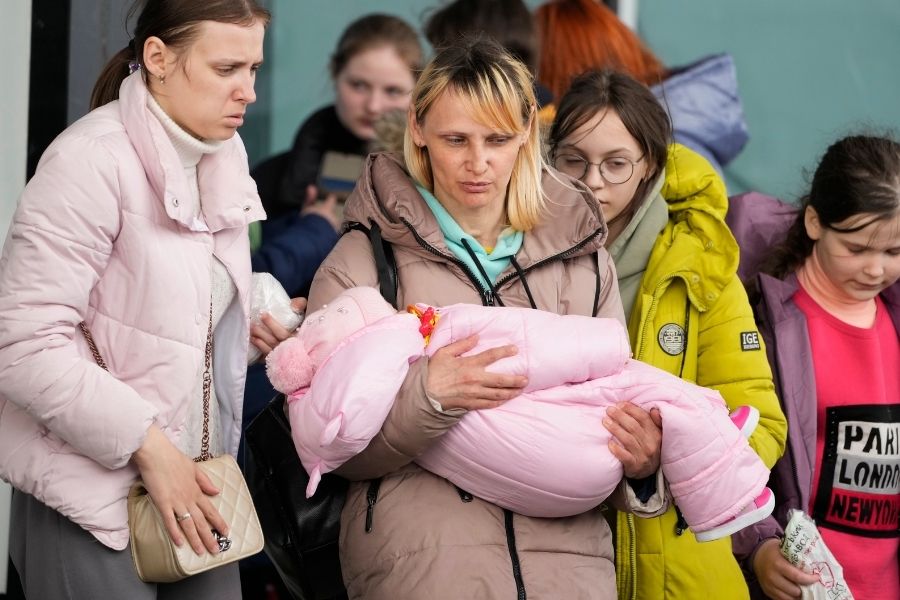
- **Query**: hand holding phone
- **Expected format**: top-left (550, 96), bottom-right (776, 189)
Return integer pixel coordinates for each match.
top-left (316, 152), bottom-right (365, 201)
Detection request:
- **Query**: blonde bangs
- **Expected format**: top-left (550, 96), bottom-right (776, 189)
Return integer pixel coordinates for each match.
top-left (456, 66), bottom-right (528, 136)
top-left (404, 39), bottom-right (546, 231)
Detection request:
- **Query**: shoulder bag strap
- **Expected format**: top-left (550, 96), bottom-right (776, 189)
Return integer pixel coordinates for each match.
top-left (345, 221), bottom-right (398, 309)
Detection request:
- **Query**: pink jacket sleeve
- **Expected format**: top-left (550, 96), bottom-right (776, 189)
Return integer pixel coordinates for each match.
top-left (425, 304), bottom-right (630, 390)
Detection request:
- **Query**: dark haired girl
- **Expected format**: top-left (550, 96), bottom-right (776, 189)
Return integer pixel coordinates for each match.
top-left (729, 134), bottom-right (900, 600)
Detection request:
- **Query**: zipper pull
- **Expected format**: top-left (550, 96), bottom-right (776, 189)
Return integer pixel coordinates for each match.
top-left (484, 289), bottom-right (495, 306)
top-left (365, 478), bottom-right (382, 533)
top-left (674, 505), bottom-right (688, 536)
top-left (456, 486), bottom-right (474, 502)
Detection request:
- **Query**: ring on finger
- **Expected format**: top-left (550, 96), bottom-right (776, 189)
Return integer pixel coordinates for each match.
top-left (176, 512), bottom-right (192, 522)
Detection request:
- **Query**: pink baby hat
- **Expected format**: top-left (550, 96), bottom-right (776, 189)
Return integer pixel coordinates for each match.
top-left (266, 286), bottom-right (395, 394)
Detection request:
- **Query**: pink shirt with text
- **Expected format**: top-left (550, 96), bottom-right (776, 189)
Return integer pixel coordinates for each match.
top-left (795, 287), bottom-right (899, 600)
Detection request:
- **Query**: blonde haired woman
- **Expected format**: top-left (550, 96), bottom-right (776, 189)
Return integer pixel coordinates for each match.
top-left (306, 38), bottom-right (666, 599)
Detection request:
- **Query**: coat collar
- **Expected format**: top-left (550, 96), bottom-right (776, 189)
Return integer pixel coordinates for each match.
top-left (760, 271), bottom-right (900, 328)
top-left (343, 152), bottom-right (607, 270)
top-left (117, 72), bottom-right (265, 233)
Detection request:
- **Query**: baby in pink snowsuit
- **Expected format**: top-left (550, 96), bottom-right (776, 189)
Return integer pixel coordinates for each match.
top-left (266, 287), bottom-right (774, 541)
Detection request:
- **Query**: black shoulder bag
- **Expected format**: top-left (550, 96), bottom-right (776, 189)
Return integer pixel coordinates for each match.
top-left (244, 221), bottom-right (396, 600)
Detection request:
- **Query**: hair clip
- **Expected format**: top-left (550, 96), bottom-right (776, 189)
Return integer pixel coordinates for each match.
top-left (128, 61), bottom-right (141, 75)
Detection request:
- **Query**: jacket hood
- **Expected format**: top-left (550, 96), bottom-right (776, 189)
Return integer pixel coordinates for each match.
top-left (641, 144), bottom-right (739, 311)
top-left (343, 152), bottom-right (608, 270)
top-left (652, 54), bottom-right (749, 168)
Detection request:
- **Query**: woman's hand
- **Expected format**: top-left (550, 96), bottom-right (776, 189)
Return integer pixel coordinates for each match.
top-left (250, 297), bottom-right (307, 357)
top-left (604, 402), bottom-right (663, 479)
top-left (426, 335), bottom-right (527, 411)
top-left (753, 538), bottom-right (821, 600)
top-left (131, 426), bottom-right (229, 555)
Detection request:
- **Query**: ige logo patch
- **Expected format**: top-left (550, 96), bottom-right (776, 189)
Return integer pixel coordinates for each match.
top-left (741, 331), bottom-right (761, 351)
top-left (657, 323), bottom-right (686, 356)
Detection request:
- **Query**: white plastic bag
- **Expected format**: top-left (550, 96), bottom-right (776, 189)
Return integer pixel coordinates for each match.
top-left (247, 272), bottom-right (303, 363)
top-left (780, 510), bottom-right (854, 600)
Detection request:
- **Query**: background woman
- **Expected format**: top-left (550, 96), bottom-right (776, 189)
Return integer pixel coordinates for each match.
top-left (261, 13), bottom-right (421, 215)
top-left (306, 39), bottom-right (666, 599)
top-left (250, 13), bottom-right (423, 301)
top-left (548, 69), bottom-right (786, 600)
top-left (536, 0), bottom-right (749, 173)
top-left (729, 135), bottom-right (900, 600)
top-left (0, 1), bottom-right (285, 598)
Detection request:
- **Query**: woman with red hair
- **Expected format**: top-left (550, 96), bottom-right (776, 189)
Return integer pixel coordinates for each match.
top-left (535, 0), bottom-right (748, 173)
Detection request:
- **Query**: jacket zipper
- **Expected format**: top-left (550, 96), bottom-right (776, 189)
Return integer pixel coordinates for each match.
top-left (401, 219), bottom-right (496, 306)
top-left (628, 513), bottom-right (637, 600)
top-left (504, 509), bottom-right (527, 600)
top-left (492, 227), bottom-right (603, 289)
top-left (364, 478), bottom-right (382, 533)
top-left (401, 218), bottom-right (604, 307)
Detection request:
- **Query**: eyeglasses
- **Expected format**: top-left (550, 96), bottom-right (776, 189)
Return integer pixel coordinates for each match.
top-left (552, 153), bottom-right (643, 185)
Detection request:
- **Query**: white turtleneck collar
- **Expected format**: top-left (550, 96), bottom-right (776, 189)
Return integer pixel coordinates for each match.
top-left (146, 93), bottom-right (223, 169)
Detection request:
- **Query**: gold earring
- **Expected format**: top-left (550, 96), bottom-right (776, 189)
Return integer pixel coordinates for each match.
top-left (159, 73), bottom-right (166, 84)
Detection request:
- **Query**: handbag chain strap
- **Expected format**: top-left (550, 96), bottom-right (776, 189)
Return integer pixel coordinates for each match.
top-left (79, 301), bottom-right (214, 462)
top-left (195, 301), bottom-right (213, 462)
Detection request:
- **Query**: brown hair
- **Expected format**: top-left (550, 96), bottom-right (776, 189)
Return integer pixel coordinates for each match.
top-left (329, 14), bottom-right (423, 79)
top-left (424, 0), bottom-right (538, 74)
top-left (90, 0), bottom-right (270, 110)
top-left (548, 69), bottom-right (671, 217)
top-left (762, 134), bottom-right (900, 281)
top-left (535, 0), bottom-right (666, 100)
top-left (404, 38), bottom-right (544, 231)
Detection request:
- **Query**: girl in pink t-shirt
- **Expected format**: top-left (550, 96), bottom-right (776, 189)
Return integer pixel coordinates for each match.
top-left (731, 134), bottom-right (900, 600)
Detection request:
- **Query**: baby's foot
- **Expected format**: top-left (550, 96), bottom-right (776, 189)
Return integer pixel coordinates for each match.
top-left (694, 487), bottom-right (775, 542)
top-left (729, 405), bottom-right (760, 439)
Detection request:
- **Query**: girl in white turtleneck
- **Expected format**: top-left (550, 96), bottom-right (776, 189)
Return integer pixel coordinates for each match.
top-left (0, 2), bottom-right (300, 598)
top-left (729, 134), bottom-right (900, 600)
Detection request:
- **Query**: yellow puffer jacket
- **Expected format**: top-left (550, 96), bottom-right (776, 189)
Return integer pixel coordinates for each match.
top-left (616, 145), bottom-right (787, 600)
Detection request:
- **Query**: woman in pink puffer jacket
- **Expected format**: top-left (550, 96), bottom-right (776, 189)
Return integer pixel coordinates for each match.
top-left (267, 286), bottom-right (775, 540)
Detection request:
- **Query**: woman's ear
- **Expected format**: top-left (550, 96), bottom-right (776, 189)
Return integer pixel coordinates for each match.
top-left (407, 107), bottom-right (425, 148)
top-left (143, 36), bottom-right (170, 81)
top-left (804, 205), bottom-right (823, 241)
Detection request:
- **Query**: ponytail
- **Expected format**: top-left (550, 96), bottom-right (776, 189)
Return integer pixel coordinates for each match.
top-left (90, 43), bottom-right (137, 110)
top-left (88, 0), bottom-right (271, 111)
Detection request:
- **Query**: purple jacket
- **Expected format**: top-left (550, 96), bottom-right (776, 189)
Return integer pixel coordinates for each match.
top-left (725, 193), bottom-right (900, 594)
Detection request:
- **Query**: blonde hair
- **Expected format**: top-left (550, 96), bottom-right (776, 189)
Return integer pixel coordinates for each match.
top-left (404, 38), bottom-right (544, 231)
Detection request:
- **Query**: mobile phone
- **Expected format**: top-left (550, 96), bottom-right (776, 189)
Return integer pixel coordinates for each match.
top-left (317, 152), bottom-right (365, 201)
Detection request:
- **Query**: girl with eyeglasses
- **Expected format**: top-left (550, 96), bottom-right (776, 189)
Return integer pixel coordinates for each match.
top-left (548, 69), bottom-right (787, 600)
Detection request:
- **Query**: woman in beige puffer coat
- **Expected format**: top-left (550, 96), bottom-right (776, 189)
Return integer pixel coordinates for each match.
top-left (306, 39), bottom-right (669, 600)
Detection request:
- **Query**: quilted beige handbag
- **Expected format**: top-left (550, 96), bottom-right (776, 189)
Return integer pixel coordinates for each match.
top-left (80, 309), bottom-right (264, 582)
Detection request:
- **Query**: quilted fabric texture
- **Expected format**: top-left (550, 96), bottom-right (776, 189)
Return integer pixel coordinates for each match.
top-left (128, 454), bottom-right (264, 582)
